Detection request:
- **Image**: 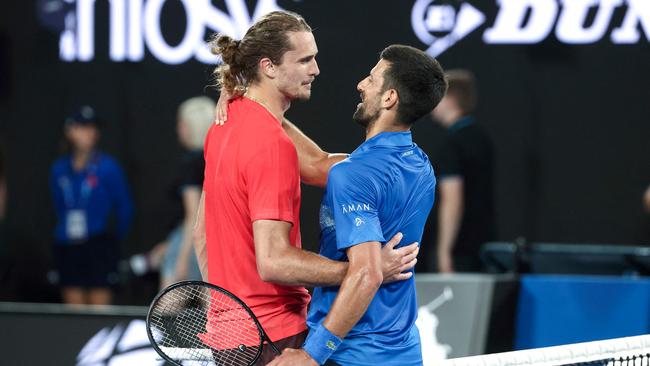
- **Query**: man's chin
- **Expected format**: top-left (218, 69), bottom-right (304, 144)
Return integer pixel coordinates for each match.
top-left (353, 112), bottom-right (369, 128)
top-left (294, 91), bottom-right (311, 101)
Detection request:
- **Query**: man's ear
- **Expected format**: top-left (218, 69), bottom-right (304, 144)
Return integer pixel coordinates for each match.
top-left (382, 89), bottom-right (398, 110)
top-left (259, 57), bottom-right (276, 79)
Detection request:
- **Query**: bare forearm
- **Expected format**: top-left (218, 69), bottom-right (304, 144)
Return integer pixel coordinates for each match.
top-left (192, 222), bottom-right (208, 280)
top-left (178, 188), bottom-right (201, 273)
top-left (193, 235), bottom-right (208, 281)
top-left (323, 271), bottom-right (381, 338)
top-left (259, 245), bottom-right (348, 287)
top-left (437, 199), bottom-right (463, 260)
top-left (283, 119), bottom-right (347, 187)
top-left (193, 192), bottom-right (208, 280)
top-left (322, 245), bottom-right (382, 338)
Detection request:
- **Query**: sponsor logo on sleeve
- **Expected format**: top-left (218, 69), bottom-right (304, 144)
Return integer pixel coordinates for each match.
top-left (340, 203), bottom-right (372, 214)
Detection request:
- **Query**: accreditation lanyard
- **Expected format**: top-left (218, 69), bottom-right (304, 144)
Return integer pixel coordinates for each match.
top-left (60, 154), bottom-right (99, 241)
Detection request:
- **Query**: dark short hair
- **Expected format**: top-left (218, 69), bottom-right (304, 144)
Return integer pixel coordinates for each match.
top-left (380, 45), bottom-right (447, 125)
top-left (445, 69), bottom-right (477, 114)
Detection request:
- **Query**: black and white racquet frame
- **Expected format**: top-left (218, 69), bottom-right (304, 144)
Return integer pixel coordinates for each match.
top-left (146, 280), bottom-right (280, 366)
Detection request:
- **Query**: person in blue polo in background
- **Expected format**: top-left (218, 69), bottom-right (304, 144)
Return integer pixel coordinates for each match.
top-left (50, 106), bottom-right (133, 305)
top-left (268, 45), bottom-right (447, 366)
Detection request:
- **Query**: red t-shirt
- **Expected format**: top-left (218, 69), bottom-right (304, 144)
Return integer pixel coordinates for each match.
top-left (202, 97), bottom-right (310, 343)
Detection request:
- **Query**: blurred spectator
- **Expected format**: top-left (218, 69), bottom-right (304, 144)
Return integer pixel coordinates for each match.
top-left (431, 70), bottom-right (495, 273)
top-left (644, 185), bottom-right (650, 212)
top-left (50, 106), bottom-right (133, 304)
top-left (149, 96), bottom-right (214, 289)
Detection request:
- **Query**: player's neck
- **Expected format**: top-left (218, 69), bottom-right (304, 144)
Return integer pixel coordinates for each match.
top-left (245, 84), bottom-right (289, 124)
top-left (364, 114), bottom-right (410, 141)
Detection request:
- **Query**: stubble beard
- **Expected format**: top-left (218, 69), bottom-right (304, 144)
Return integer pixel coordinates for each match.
top-left (295, 90), bottom-right (311, 101)
top-left (284, 85), bottom-right (312, 102)
top-left (353, 103), bottom-right (378, 128)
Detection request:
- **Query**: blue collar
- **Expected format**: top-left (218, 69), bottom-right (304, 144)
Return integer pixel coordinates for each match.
top-left (449, 116), bottom-right (475, 133)
top-left (352, 131), bottom-right (413, 155)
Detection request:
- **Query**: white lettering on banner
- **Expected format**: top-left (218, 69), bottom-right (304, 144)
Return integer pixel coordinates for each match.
top-left (484, 0), bottom-right (558, 43)
top-left (129, 0), bottom-right (144, 61)
top-left (412, 0), bottom-right (650, 57)
top-left (60, 0), bottom-right (283, 64)
top-left (59, 0), bottom-right (76, 61)
top-left (556, 0), bottom-right (623, 44)
top-left (426, 5), bottom-right (456, 32)
top-left (58, 0), bottom-right (650, 63)
top-left (412, 0), bottom-right (485, 57)
top-left (144, 0), bottom-right (204, 64)
top-left (77, 0), bottom-right (95, 61)
top-left (612, 0), bottom-right (650, 43)
top-left (108, 0), bottom-right (125, 61)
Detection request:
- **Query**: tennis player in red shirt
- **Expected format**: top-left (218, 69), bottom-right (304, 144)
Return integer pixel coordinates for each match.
top-left (193, 11), bottom-right (419, 364)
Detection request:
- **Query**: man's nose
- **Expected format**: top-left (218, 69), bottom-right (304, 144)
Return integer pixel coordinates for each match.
top-left (311, 59), bottom-right (320, 76)
top-left (357, 78), bottom-right (366, 92)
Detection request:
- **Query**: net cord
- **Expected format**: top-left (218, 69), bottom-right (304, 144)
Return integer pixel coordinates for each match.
top-left (439, 335), bottom-right (650, 366)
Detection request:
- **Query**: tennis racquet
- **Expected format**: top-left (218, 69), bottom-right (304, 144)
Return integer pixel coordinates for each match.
top-left (146, 280), bottom-right (280, 366)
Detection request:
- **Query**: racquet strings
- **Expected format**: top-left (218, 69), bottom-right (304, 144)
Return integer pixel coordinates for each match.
top-left (149, 283), bottom-right (262, 365)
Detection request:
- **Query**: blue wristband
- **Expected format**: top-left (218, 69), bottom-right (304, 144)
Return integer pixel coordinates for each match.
top-left (303, 324), bottom-right (342, 365)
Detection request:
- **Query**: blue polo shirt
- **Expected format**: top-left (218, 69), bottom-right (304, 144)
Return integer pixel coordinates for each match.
top-left (307, 131), bottom-right (436, 366)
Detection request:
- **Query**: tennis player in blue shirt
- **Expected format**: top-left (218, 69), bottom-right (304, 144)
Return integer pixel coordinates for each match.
top-left (269, 45), bottom-right (448, 366)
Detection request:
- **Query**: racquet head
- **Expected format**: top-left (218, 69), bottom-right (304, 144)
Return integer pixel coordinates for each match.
top-left (146, 281), bottom-right (267, 366)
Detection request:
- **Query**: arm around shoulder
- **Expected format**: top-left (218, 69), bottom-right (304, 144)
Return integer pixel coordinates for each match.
top-left (283, 119), bottom-right (347, 188)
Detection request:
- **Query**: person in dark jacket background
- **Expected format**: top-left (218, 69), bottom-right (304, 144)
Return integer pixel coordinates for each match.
top-left (431, 70), bottom-right (496, 273)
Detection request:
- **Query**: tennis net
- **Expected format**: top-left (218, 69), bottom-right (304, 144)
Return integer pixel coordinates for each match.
top-left (439, 335), bottom-right (650, 366)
